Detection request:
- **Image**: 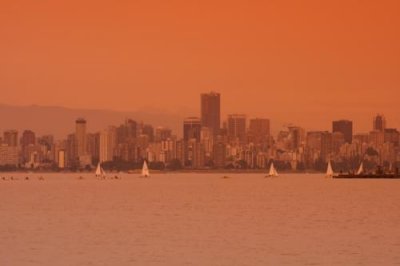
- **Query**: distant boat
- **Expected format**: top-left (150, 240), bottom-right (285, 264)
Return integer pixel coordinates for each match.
top-left (356, 162), bottom-right (364, 175)
top-left (326, 161), bottom-right (334, 177)
top-left (334, 162), bottom-right (400, 179)
top-left (141, 161), bottom-right (150, 177)
top-left (95, 162), bottom-right (106, 178)
top-left (266, 162), bottom-right (278, 177)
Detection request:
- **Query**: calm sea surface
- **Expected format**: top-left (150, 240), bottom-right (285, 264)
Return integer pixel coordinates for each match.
top-left (1, 173), bottom-right (400, 266)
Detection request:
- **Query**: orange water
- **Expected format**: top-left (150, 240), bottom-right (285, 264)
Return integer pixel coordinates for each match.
top-left (1, 173), bottom-right (399, 265)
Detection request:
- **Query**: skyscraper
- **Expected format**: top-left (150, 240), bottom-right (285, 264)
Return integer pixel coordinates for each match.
top-left (332, 120), bottom-right (353, 144)
top-left (384, 128), bottom-right (399, 146)
top-left (373, 114), bottom-right (386, 132)
top-left (3, 130), bottom-right (18, 147)
top-left (306, 131), bottom-right (332, 162)
top-left (117, 119), bottom-right (137, 144)
top-left (288, 126), bottom-right (305, 150)
top-left (142, 124), bottom-right (154, 142)
top-left (201, 92), bottom-right (220, 136)
top-left (21, 130), bottom-right (36, 163)
top-left (21, 130), bottom-right (36, 148)
top-left (227, 114), bottom-right (246, 143)
top-left (100, 126), bottom-right (117, 162)
top-left (248, 118), bottom-right (270, 144)
top-left (183, 117), bottom-right (201, 142)
top-left (75, 118), bottom-right (87, 157)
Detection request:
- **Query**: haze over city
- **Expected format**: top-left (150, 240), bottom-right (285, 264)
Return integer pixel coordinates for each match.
top-left (1, 0), bottom-right (400, 133)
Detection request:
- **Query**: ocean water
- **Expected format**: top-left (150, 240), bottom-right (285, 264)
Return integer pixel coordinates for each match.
top-left (1, 173), bottom-right (400, 266)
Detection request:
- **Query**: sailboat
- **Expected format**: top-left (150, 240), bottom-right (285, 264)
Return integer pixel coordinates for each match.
top-left (266, 162), bottom-right (278, 177)
top-left (95, 162), bottom-right (106, 179)
top-left (326, 161), bottom-right (334, 177)
top-left (356, 162), bottom-right (364, 175)
top-left (141, 161), bottom-right (150, 177)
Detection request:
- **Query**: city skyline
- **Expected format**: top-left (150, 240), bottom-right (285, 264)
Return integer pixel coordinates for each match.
top-left (2, 2), bottom-right (399, 265)
top-left (0, 92), bottom-right (398, 173)
top-left (0, 101), bottom-right (399, 140)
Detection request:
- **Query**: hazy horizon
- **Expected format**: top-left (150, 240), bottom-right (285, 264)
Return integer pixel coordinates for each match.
top-left (0, 102), bottom-right (399, 140)
top-left (1, 0), bottom-right (399, 134)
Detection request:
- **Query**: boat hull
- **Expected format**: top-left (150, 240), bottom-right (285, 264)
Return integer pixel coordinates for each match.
top-left (333, 174), bottom-right (400, 179)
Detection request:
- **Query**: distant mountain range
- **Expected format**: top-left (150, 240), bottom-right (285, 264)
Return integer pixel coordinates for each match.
top-left (0, 103), bottom-right (396, 140)
top-left (0, 104), bottom-right (186, 139)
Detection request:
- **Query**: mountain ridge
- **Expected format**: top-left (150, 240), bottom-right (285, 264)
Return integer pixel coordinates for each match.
top-left (0, 104), bottom-right (185, 139)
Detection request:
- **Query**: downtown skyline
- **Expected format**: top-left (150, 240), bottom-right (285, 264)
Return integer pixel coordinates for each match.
top-left (0, 92), bottom-right (398, 173)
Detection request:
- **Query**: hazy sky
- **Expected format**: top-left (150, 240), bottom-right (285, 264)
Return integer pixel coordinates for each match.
top-left (1, 0), bottom-right (399, 132)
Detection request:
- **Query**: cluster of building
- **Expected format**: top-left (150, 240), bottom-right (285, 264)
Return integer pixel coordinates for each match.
top-left (0, 92), bottom-right (399, 171)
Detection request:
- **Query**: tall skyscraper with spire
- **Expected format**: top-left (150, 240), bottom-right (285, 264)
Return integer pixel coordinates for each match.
top-left (201, 92), bottom-right (221, 137)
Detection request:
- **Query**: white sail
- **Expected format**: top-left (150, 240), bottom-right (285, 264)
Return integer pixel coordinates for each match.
top-left (95, 162), bottom-right (102, 177)
top-left (96, 162), bottom-right (106, 178)
top-left (268, 162), bottom-right (278, 177)
top-left (326, 161), bottom-right (334, 177)
top-left (356, 162), bottom-right (364, 175)
top-left (142, 161), bottom-right (150, 177)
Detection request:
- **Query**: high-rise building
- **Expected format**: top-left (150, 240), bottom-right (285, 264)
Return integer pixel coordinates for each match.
top-left (288, 126), bottom-right (305, 150)
top-left (99, 126), bottom-right (117, 162)
top-left (248, 118), bottom-right (270, 144)
top-left (21, 130), bottom-right (36, 147)
top-left (332, 132), bottom-right (345, 153)
top-left (186, 139), bottom-right (205, 168)
top-left (58, 150), bottom-right (66, 169)
top-left (117, 119), bottom-right (137, 144)
top-left (87, 133), bottom-right (100, 162)
top-left (142, 124), bottom-right (154, 142)
top-left (183, 117), bottom-right (201, 142)
top-left (213, 142), bottom-right (226, 168)
top-left (155, 127), bottom-right (172, 142)
top-left (384, 128), bottom-right (399, 147)
top-left (332, 120), bottom-right (353, 144)
top-left (227, 114), bottom-right (246, 143)
top-left (20, 130), bottom-right (36, 163)
top-left (66, 133), bottom-right (76, 167)
top-left (3, 130), bottom-right (18, 147)
top-left (75, 118), bottom-right (87, 157)
top-left (369, 130), bottom-right (384, 148)
top-left (201, 92), bottom-right (221, 136)
top-left (0, 145), bottom-right (19, 166)
top-left (306, 131), bottom-right (332, 162)
top-left (200, 127), bottom-right (214, 157)
top-left (373, 114), bottom-right (386, 132)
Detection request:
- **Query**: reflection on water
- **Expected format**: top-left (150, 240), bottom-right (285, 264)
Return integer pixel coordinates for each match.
top-left (1, 173), bottom-right (400, 266)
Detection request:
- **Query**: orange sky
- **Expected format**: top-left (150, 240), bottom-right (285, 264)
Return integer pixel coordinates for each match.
top-left (0, 0), bottom-right (399, 133)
